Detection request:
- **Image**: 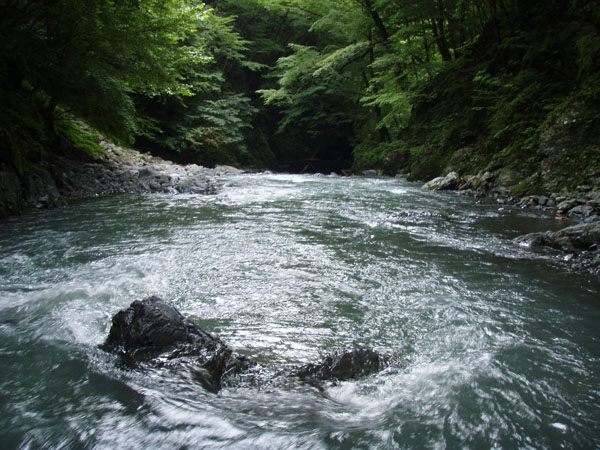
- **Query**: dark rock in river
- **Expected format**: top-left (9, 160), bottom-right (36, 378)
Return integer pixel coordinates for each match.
top-left (102, 296), bottom-right (250, 392)
top-left (102, 297), bottom-right (387, 392)
top-left (295, 348), bottom-right (384, 382)
top-left (176, 174), bottom-right (217, 195)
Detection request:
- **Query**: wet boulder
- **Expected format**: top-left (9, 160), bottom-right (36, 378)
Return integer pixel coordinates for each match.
top-left (516, 222), bottom-right (600, 252)
top-left (514, 232), bottom-right (549, 250)
top-left (175, 174), bottom-right (217, 195)
top-left (362, 169), bottom-right (379, 177)
top-left (102, 296), bottom-right (250, 392)
top-left (515, 223), bottom-right (600, 276)
top-left (422, 171), bottom-right (460, 191)
top-left (295, 348), bottom-right (384, 381)
top-left (546, 222), bottom-right (600, 251)
top-left (102, 298), bottom-right (387, 391)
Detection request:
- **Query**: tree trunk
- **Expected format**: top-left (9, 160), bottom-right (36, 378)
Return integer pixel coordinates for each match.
top-left (363, 0), bottom-right (389, 43)
top-left (431, 19), bottom-right (453, 61)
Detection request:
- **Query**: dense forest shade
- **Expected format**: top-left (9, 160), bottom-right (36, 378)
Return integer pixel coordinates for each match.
top-left (1, 0), bottom-right (599, 196)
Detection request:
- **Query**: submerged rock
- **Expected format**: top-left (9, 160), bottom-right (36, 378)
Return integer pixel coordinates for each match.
top-left (102, 296), bottom-right (250, 392)
top-left (295, 348), bottom-right (384, 382)
top-left (215, 165), bottom-right (245, 175)
top-left (362, 169), bottom-right (379, 177)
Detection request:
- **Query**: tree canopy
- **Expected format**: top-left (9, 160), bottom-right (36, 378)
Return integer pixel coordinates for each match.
top-left (0, 0), bottom-right (207, 144)
top-left (1, 0), bottom-right (599, 179)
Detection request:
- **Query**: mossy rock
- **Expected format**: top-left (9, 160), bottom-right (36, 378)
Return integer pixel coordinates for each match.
top-left (408, 147), bottom-right (449, 181)
top-left (510, 177), bottom-right (546, 197)
top-left (496, 167), bottom-right (522, 187)
top-left (449, 147), bottom-right (474, 167)
top-left (55, 118), bottom-right (104, 159)
top-left (381, 149), bottom-right (411, 175)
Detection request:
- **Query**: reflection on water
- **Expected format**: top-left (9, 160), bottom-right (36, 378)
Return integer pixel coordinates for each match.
top-left (1, 174), bottom-right (599, 448)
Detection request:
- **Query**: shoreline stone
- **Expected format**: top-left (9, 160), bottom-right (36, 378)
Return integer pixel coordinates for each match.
top-left (61, 142), bottom-right (221, 198)
top-left (514, 223), bottom-right (600, 276)
top-left (515, 222), bottom-right (600, 253)
top-left (422, 171), bottom-right (460, 191)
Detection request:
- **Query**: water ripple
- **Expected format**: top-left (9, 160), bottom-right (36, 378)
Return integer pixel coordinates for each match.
top-left (0, 174), bottom-right (599, 448)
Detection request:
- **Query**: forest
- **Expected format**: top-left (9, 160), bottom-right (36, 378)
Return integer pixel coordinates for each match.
top-left (1, 0), bottom-right (599, 195)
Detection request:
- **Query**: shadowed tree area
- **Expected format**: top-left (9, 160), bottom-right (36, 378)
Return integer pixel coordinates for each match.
top-left (1, 0), bottom-right (599, 181)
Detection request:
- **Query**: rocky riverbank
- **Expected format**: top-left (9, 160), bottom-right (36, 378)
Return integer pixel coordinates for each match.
top-left (1, 141), bottom-right (246, 218)
top-left (422, 171), bottom-right (600, 276)
top-left (59, 142), bottom-right (220, 199)
top-left (423, 170), bottom-right (600, 217)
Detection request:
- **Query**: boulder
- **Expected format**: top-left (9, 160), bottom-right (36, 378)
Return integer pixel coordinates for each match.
top-left (176, 174), bottom-right (217, 195)
top-left (519, 195), bottom-right (540, 207)
top-left (362, 169), bottom-right (379, 177)
top-left (496, 168), bottom-right (521, 188)
top-left (102, 298), bottom-right (387, 392)
top-left (515, 232), bottom-right (549, 250)
top-left (568, 204), bottom-right (594, 218)
top-left (102, 296), bottom-right (250, 392)
top-left (215, 165), bottom-right (244, 175)
top-left (547, 222), bottom-right (600, 251)
top-left (295, 348), bottom-right (384, 381)
top-left (556, 199), bottom-right (579, 215)
top-left (422, 171), bottom-right (460, 191)
top-left (515, 222), bottom-right (600, 252)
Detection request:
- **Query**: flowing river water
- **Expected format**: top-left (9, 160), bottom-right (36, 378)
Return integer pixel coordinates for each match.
top-left (1, 174), bottom-right (599, 449)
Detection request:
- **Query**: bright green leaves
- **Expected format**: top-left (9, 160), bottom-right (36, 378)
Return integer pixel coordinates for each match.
top-left (134, 1), bottom-right (265, 166)
top-left (313, 42), bottom-right (371, 77)
top-left (4, 0), bottom-right (593, 175)
top-left (258, 0), bottom-right (600, 175)
top-left (0, 0), bottom-right (205, 144)
top-left (258, 44), bottom-right (357, 135)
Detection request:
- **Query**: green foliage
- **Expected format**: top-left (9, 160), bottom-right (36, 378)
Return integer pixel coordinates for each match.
top-left (134, 3), bottom-right (269, 167)
top-left (352, 141), bottom-right (391, 173)
top-left (259, 44), bottom-right (356, 134)
top-left (174, 94), bottom-right (258, 166)
top-left (54, 115), bottom-right (105, 158)
top-left (0, 0), bottom-right (203, 146)
top-left (2, 0), bottom-right (599, 180)
top-left (510, 180), bottom-right (546, 198)
top-left (407, 146), bottom-right (448, 181)
top-left (352, 141), bottom-right (411, 174)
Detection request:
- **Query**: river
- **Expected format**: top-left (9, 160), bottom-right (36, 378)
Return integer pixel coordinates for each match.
top-left (1, 174), bottom-right (599, 448)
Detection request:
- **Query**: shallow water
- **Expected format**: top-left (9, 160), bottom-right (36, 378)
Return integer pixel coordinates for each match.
top-left (1, 174), bottom-right (599, 449)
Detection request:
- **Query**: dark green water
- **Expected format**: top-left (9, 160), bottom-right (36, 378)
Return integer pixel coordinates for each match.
top-left (1, 174), bottom-right (599, 449)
